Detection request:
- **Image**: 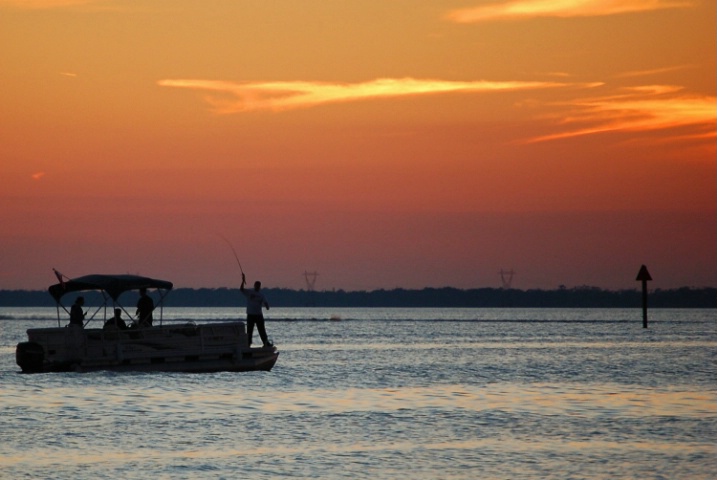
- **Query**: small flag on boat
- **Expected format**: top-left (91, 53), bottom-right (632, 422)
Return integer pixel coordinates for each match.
top-left (53, 268), bottom-right (66, 289)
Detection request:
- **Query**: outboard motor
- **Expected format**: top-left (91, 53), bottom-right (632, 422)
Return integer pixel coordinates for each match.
top-left (16, 342), bottom-right (45, 373)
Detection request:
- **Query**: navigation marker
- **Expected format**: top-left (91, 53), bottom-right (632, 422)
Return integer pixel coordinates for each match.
top-left (636, 265), bottom-right (652, 328)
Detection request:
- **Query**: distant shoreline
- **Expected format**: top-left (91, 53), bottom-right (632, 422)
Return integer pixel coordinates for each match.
top-left (1, 286), bottom-right (715, 308)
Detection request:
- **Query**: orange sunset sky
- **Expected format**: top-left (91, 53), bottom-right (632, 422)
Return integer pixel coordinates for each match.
top-left (1, 0), bottom-right (715, 292)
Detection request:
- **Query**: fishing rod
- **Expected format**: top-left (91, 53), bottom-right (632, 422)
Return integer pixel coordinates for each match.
top-left (218, 234), bottom-right (245, 277)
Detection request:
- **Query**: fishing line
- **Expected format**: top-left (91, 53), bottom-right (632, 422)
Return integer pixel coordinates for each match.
top-left (217, 234), bottom-right (245, 276)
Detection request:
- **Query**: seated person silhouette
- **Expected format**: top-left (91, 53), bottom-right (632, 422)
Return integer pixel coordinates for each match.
top-left (104, 308), bottom-right (128, 330)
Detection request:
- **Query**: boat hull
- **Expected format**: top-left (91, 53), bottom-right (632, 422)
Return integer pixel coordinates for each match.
top-left (16, 322), bottom-right (278, 374)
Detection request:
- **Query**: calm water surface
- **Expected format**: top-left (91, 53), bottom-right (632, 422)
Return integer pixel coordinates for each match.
top-left (1, 308), bottom-right (715, 479)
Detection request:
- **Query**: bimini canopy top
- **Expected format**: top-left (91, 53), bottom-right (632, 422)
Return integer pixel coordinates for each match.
top-left (49, 274), bottom-right (174, 302)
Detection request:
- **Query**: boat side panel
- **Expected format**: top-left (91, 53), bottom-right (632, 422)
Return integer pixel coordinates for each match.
top-left (19, 322), bottom-right (277, 374)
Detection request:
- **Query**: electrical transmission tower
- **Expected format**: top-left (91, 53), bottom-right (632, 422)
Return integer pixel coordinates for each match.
top-left (499, 269), bottom-right (516, 289)
top-left (303, 271), bottom-right (319, 292)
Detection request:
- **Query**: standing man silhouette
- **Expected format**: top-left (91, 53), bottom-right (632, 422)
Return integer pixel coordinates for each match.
top-left (69, 296), bottom-right (85, 327)
top-left (240, 273), bottom-right (272, 348)
top-left (136, 287), bottom-right (155, 327)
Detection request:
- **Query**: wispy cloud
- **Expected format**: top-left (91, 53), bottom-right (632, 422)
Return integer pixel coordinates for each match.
top-left (615, 64), bottom-right (696, 78)
top-left (526, 85), bottom-right (716, 143)
top-left (446, 0), bottom-right (694, 23)
top-left (0, 0), bottom-right (97, 8)
top-left (1, 0), bottom-right (137, 11)
top-left (157, 77), bottom-right (567, 114)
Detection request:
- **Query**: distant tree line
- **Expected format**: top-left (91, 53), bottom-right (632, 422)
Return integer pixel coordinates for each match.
top-left (0, 286), bottom-right (715, 308)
